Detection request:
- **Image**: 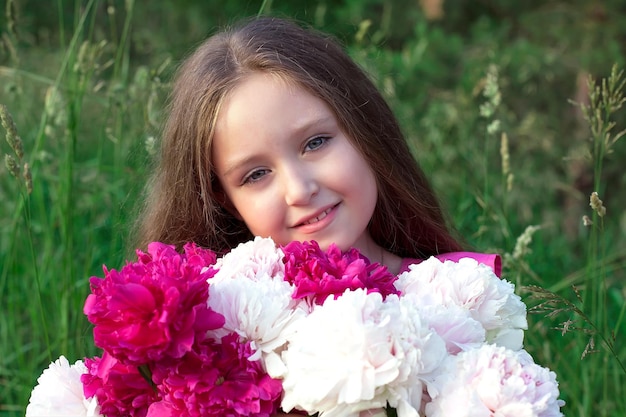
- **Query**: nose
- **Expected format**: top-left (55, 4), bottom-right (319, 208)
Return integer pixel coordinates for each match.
top-left (282, 164), bottom-right (319, 206)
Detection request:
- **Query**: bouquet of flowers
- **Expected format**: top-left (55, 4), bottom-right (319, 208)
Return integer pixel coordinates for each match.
top-left (25, 237), bottom-right (565, 417)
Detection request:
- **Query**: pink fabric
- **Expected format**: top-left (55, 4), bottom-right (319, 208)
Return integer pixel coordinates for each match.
top-left (399, 252), bottom-right (502, 278)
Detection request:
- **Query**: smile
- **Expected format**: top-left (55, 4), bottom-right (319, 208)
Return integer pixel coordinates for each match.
top-left (302, 207), bottom-right (333, 225)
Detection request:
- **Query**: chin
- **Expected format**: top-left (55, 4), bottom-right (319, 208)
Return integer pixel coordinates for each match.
top-left (314, 237), bottom-right (354, 253)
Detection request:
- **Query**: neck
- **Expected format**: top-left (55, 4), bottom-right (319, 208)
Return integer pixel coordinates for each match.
top-left (363, 240), bottom-right (403, 276)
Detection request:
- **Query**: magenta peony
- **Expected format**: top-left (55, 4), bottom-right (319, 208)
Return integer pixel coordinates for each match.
top-left (82, 352), bottom-right (159, 417)
top-left (282, 240), bottom-right (398, 304)
top-left (150, 332), bottom-right (283, 417)
top-left (83, 242), bottom-right (225, 364)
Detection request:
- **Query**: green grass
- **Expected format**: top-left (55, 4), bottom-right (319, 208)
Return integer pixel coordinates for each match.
top-left (1, 1), bottom-right (625, 416)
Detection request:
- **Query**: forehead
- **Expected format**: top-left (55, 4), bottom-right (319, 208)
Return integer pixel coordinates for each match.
top-left (216, 72), bottom-right (330, 134)
top-left (221, 71), bottom-right (311, 111)
top-left (211, 72), bottom-right (336, 170)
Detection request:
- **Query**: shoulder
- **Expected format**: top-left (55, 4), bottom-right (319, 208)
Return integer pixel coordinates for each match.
top-left (399, 252), bottom-right (502, 277)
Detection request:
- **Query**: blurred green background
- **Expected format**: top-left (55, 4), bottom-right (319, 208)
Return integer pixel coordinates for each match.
top-left (1, 0), bottom-right (625, 416)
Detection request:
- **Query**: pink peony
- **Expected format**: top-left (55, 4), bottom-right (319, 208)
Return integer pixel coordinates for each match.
top-left (425, 344), bottom-right (564, 417)
top-left (212, 237), bottom-right (286, 282)
top-left (83, 242), bottom-right (225, 364)
top-left (150, 333), bottom-right (283, 417)
top-left (396, 257), bottom-right (527, 351)
top-left (282, 240), bottom-right (398, 305)
top-left (82, 352), bottom-right (159, 417)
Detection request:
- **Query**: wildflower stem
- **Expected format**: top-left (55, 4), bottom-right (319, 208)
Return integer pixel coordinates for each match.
top-left (112, 0), bottom-right (134, 81)
top-left (1, 103), bottom-right (52, 361)
top-left (568, 68), bottom-right (626, 408)
top-left (23, 191), bottom-right (52, 363)
top-left (529, 286), bottom-right (626, 374)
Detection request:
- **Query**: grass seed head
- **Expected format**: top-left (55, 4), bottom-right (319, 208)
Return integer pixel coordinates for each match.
top-left (506, 173), bottom-right (514, 192)
top-left (500, 132), bottom-right (510, 176)
top-left (511, 224), bottom-right (542, 260)
top-left (23, 162), bottom-right (32, 194)
top-left (589, 191), bottom-right (606, 217)
top-left (4, 153), bottom-right (20, 177)
top-left (0, 104), bottom-right (24, 160)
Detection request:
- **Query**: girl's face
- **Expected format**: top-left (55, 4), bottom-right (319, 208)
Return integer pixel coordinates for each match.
top-left (212, 72), bottom-right (380, 259)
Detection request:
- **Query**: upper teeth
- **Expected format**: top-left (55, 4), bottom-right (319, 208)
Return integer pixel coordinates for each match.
top-left (303, 207), bottom-right (332, 225)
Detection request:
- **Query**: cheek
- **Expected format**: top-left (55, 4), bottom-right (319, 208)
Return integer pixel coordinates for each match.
top-left (345, 155), bottom-right (378, 195)
top-left (231, 192), bottom-right (283, 235)
top-left (362, 174), bottom-right (379, 216)
top-left (354, 164), bottom-right (379, 218)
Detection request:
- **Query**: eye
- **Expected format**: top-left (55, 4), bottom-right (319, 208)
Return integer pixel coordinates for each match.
top-left (242, 168), bottom-right (270, 185)
top-left (304, 136), bottom-right (329, 152)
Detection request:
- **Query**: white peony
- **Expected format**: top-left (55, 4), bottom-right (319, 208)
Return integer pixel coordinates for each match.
top-left (396, 257), bottom-right (527, 350)
top-left (206, 269), bottom-right (307, 377)
top-left (207, 236), bottom-right (307, 377)
top-left (375, 295), bottom-right (448, 417)
top-left (425, 344), bottom-right (565, 417)
top-left (25, 355), bottom-right (101, 417)
top-left (280, 289), bottom-right (447, 417)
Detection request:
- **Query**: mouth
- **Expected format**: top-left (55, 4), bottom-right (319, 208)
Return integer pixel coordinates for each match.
top-left (294, 204), bottom-right (338, 228)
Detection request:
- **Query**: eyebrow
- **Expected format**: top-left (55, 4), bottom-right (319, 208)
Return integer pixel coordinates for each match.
top-left (219, 114), bottom-right (335, 179)
top-left (221, 155), bottom-right (261, 179)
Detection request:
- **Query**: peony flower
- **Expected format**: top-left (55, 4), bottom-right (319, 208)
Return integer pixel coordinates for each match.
top-left (425, 344), bottom-right (565, 417)
top-left (206, 268), bottom-right (307, 377)
top-left (150, 333), bottom-right (283, 417)
top-left (29, 239), bottom-right (558, 417)
top-left (206, 237), bottom-right (307, 376)
top-left (377, 296), bottom-right (449, 416)
top-left (26, 356), bottom-right (101, 417)
top-left (83, 241), bottom-right (225, 364)
top-left (409, 301), bottom-right (486, 354)
top-left (280, 289), bottom-right (446, 417)
top-left (282, 240), bottom-right (398, 305)
top-left (82, 352), bottom-right (159, 417)
top-left (212, 237), bottom-right (286, 283)
top-left (396, 257), bottom-right (527, 350)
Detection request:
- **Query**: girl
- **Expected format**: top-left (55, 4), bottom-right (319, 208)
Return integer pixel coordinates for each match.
top-left (135, 15), bottom-right (500, 416)
top-left (135, 15), bottom-right (500, 278)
